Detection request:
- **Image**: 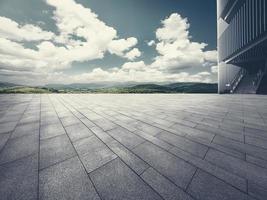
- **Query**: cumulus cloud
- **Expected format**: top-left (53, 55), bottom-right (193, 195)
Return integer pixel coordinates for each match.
top-left (108, 38), bottom-right (138, 57)
top-left (204, 50), bottom-right (217, 62)
top-left (150, 13), bottom-right (217, 73)
top-left (211, 65), bottom-right (218, 74)
top-left (68, 67), bottom-right (213, 83)
top-left (0, 5), bottom-right (217, 84)
top-left (84, 68), bottom-right (212, 83)
top-left (124, 48), bottom-right (141, 60)
top-left (121, 61), bottom-right (146, 71)
top-left (156, 14), bottom-right (190, 42)
top-left (147, 40), bottom-right (155, 46)
top-left (0, 38), bottom-right (41, 71)
top-left (0, 16), bottom-right (54, 41)
top-left (0, 38), bottom-right (73, 71)
top-left (47, 0), bottom-right (140, 60)
top-left (0, 0), bottom-right (140, 74)
top-left (1, 64), bottom-right (215, 86)
top-left (197, 71), bottom-right (211, 76)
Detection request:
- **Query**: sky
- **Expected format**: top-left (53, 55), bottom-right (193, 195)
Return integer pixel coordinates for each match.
top-left (0, 0), bottom-right (218, 85)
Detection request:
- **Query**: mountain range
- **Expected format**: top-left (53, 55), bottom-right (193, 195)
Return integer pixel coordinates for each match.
top-left (0, 81), bottom-right (218, 93)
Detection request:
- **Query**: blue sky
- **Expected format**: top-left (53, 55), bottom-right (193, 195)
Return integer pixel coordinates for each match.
top-left (0, 0), bottom-right (218, 85)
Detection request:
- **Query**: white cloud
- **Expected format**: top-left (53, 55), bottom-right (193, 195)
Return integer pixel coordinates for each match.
top-left (147, 40), bottom-right (155, 46)
top-left (124, 48), bottom-right (141, 61)
top-left (0, 0), bottom-right (140, 73)
top-left (47, 0), bottom-right (140, 60)
top-left (121, 61), bottom-right (146, 71)
top-left (0, 38), bottom-right (72, 71)
top-left (0, 62), bottom-right (214, 85)
top-left (211, 65), bottom-right (218, 74)
top-left (69, 67), bottom-right (213, 83)
top-left (0, 38), bottom-right (41, 71)
top-left (204, 50), bottom-right (217, 62)
top-left (156, 13), bottom-right (190, 42)
top-left (150, 13), bottom-right (217, 73)
top-left (197, 71), bottom-right (211, 76)
top-left (108, 37), bottom-right (138, 57)
top-left (0, 5), bottom-right (217, 84)
top-left (0, 16), bottom-right (54, 42)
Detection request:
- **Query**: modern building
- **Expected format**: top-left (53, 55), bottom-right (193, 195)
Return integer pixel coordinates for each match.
top-left (217, 0), bottom-right (267, 94)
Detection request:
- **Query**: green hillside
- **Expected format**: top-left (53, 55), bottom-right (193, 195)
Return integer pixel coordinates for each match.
top-left (0, 82), bottom-right (218, 93)
top-left (0, 87), bottom-right (52, 94)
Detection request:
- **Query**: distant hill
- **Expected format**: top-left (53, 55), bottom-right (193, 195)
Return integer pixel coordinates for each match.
top-left (91, 82), bottom-right (218, 93)
top-left (131, 84), bottom-right (169, 90)
top-left (45, 82), bottom-right (138, 90)
top-left (0, 86), bottom-right (51, 94)
top-left (165, 82), bottom-right (218, 93)
top-left (0, 82), bottom-right (54, 94)
top-left (129, 84), bottom-right (172, 93)
top-left (0, 82), bottom-right (20, 88)
top-left (0, 81), bottom-right (218, 93)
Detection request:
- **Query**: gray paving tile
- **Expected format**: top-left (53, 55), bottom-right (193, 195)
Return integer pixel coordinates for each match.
top-left (219, 122), bottom-right (244, 134)
top-left (60, 116), bottom-right (80, 127)
top-left (170, 123), bottom-right (214, 142)
top-left (0, 133), bottom-right (10, 151)
top-left (248, 181), bottom-right (267, 200)
top-left (156, 131), bottom-right (209, 158)
top-left (73, 135), bottom-right (100, 154)
top-left (172, 118), bottom-right (198, 128)
top-left (74, 136), bottom-right (117, 173)
top-left (107, 140), bottom-right (149, 175)
top-left (205, 149), bottom-right (267, 188)
top-left (0, 121), bottom-right (17, 134)
top-left (65, 123), bottom-right (93, 142)
top-left (0, 134), bottom-right (38, 165)
top-left (246, 154), bottom-right (267, 168)
top-left (79, 117), bottom-right (96, 128)
top-left (209, 141), bottom-right (246, 160)
top-left (141, 167), bottom-right (194, 200)
top-left (90, 126), bottom-right (114, 144)
top-left (19, 114), bottom-right (39, 124)
top-left (90, 158), bottom-right (163, 200)
top-left (196, 123), bottom-right (244, 142)
top-left (133, 141), bottom-right (196, 189)
top-left (213, 135), bottom-right (267, 160)
top-left (108, 127), bottom-right (145, 149)
top-left (245, 127), bottom-right (267, 139)
top-left (170, 146), bottom-right (247, 191)
top-left (0, 154), bottom-right (38, 200)
top-left (71, 110), bottom-right (86, 119)
top-left (245, 122), bottom-right (267, 132)
top-left (1, 94), bottom-right (267, 200)
top-left (131, 121), bottom-right (163, 136)
top-left (0, 114), bottom-right (22, 124)
top-left (245, 135), bottom-right (267, 149)
top-left (40, 115), bottom-right (60, 126)
top-left (11, 122), bottom-right (39, 139)
top-left (114, 120), bottom-right (138, 132)
top-left (57, 111), bottom-right (72, 119)
top-left (39, 156), bottom-right (100, 200)
top-left (80, 149), bottom-right (117, 173)
top-left (82, 111), bottom-right (102, 121)
top-left (134, 129), bottom-right (174, 150)
top-left (198, 118), bottom-right (221, 128)
top-left (40, 123), bottom-right (65, 140)
top-left (92, 118), bottom-right (118, 131)
top-left (40, 134), bottom-right (76, 169)
top-left (188, 170), bottom-right (254, 200)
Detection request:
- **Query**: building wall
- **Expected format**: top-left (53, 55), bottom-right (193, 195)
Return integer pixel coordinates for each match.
top-left (217, 0), bottom-right (267, 93)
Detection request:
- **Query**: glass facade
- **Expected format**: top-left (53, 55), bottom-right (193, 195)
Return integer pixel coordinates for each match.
top-left (217, 0), bottom-right (267, 94)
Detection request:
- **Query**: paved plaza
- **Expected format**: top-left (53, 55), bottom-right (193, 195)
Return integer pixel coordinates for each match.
top-left (0, 94), bottom-right (267, 200)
